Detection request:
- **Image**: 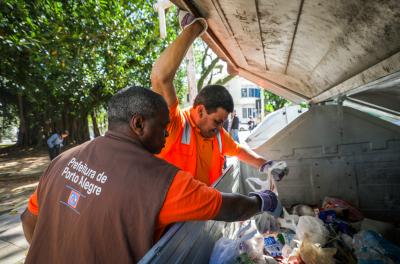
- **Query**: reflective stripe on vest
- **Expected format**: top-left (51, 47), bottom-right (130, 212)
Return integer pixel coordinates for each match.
top-left (181, 119), bottom-right (222, 154)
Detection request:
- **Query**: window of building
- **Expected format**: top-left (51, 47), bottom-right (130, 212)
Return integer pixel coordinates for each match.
top-left (248, 87), bottom-right (261, 98)
top-left (242, 108), bottom-right (247, 118)
top-left (249, 88), bottom-right (255, 97)
top-left (241, 88), bottom-right (247, 97)
top-left (243, 107), bottom-right (259, 118)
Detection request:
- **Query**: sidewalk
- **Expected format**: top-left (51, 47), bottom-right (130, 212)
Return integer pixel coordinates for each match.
top-left (0, 207), bottom-right (28, 264)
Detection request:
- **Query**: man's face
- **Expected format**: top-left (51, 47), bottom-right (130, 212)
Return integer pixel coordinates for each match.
top-left (141, 110), bottom-right (170, 154)
top-left (198, 106), bottom-right (229, 138)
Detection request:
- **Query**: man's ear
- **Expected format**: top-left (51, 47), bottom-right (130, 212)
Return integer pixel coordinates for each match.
top-left (129, 114), bottom-right (145, 136)
top-left (196, 105), bottom-right (205, 118)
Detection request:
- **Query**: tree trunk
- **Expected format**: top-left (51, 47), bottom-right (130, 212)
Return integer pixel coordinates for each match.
top-left (62, 104), bottom-right (68, 132)
top-left (73, 114), bottom-right (90, 144)
top-left (67, 113), bottom-right (75, 143)
top-left (81, 114), bottom-right (90, 142)
top-left (31, 123), bottom-right (43, 147)
top-left (91, 110), bottom-right (101, 137)
top-left (16, 93), bottom-right (28, 146)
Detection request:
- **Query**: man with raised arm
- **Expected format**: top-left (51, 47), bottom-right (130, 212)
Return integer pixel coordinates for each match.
top-left (151, 11), bottom-right (288, 186)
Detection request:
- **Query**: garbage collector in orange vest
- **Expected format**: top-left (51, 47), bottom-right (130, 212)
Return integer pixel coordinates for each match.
top-left (21, 86), bottom-right (282, 263)
top-left (151, 11), bottom-right (289, 186)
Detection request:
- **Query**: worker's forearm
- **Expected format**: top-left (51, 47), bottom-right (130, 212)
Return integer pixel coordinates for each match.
top-left (151, 23), bottom-right (203, 102)
top-left (236, 147), bottom-right (266, 169)
top-left (21, 209), bottom-right (37, 244)
top-left (214, 193), bottom-right (260, 222)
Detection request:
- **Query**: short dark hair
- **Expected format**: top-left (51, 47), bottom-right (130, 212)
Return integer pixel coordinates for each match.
top-left (193, 84), bottom-right (234, 113)
top-left (107, 86), bottom-right (168, 128)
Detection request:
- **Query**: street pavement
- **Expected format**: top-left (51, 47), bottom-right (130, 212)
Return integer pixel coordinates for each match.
top-left (0, 207), bottom-right (28, 264)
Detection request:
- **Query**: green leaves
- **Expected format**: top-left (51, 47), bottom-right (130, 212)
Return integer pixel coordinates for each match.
top-left (264, 90), bottom-right (290, 113)
top-left (0, 0), bottom-right (179, 144)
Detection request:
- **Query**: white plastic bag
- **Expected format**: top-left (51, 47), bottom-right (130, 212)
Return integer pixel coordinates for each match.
top-left (209, 237), bottom-right (240, 264)
top-left (253, 212), bottom-right (280, 234)
top-left (209, 224), bottom-right (256, 264)
top-left (296, 216), bottom-right (329, 246)
top-left (240, 233), bottom-right (266, 263)
top-left (278, 208), bottom-right (299, 232)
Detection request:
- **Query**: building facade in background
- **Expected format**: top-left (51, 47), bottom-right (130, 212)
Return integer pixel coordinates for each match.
top-left (225, 77), bottom-right (264, 129)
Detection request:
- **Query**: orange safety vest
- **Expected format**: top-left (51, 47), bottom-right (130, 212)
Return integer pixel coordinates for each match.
top-left (162, 111), bottom-right (225, 186)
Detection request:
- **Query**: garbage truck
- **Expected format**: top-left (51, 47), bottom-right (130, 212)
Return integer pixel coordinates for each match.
top-left (140, 0), bottom-right (400, 262)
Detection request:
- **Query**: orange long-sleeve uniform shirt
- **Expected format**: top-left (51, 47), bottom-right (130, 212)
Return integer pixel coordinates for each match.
top-left (158, 100), bottom-right (240, 185)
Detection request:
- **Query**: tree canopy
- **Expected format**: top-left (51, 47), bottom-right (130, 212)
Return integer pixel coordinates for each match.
top-left (0, 0), bottom-right (179, 146)
top-left (264, 90), bottom-right (291, 113)
top-left (0, 1), bottom-right (291, 147)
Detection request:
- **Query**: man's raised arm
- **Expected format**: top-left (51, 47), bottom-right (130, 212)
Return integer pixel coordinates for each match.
top-left (151, 12), bottom-right (206, 107)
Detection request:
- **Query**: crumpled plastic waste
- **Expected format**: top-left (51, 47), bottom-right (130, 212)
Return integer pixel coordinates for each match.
top-left (360, 218), bottom-right (396, 240)
top-left (264, 256), bottom-right (278, 264)
top-left (319, 209), bottom-right (354, 236)
top-left (281, 244), bottom-right (293, 258)
top-left (253, 212), bottom-right (280, 234)
top-left (296, 216), bottom-right (329, 246)
top-left (210, 237), bottom-right (243, 264)
top-left (277, 231), bottom-right (295, 247)
top-left (210, 224), bottom-right (257, 264)
top-left (210, 199), bottom-right (396, 264)
top-left (234, 253), bottom-right (278, 264)
top-left (264, 236), bottom-right (283, 257)
top-left (340, 233), bottom-right (353, 250)
top-left (318, 210), bottom-right (336, 223)
top-left (290, 204), bottom-right (315, 216)
top-left (299, 234), bottom-right (337, 264)
top-left (322, 197), bottom-right (363, 222)
top-left (353, 230), bottom-right (400, 264)
top-left (287, 255), bottom-right (305, 264)
top-left (235, 253), bottom-right (255, 264)
top-left (240, 233), bottom-right (266, 263)
top-left (210, 222), bottom-right (277, 264)
top-left (278, 208), bottom-right (299, 232)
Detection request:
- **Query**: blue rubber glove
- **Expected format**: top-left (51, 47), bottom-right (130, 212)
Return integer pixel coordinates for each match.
top-left (249, 190), bottom-right (283, 218)
top-left (259, 160), bottom-right (289, 182)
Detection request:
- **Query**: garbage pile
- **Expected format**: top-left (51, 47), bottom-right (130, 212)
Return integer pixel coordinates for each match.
top-left (210, 197), bottom-right (400, 264)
